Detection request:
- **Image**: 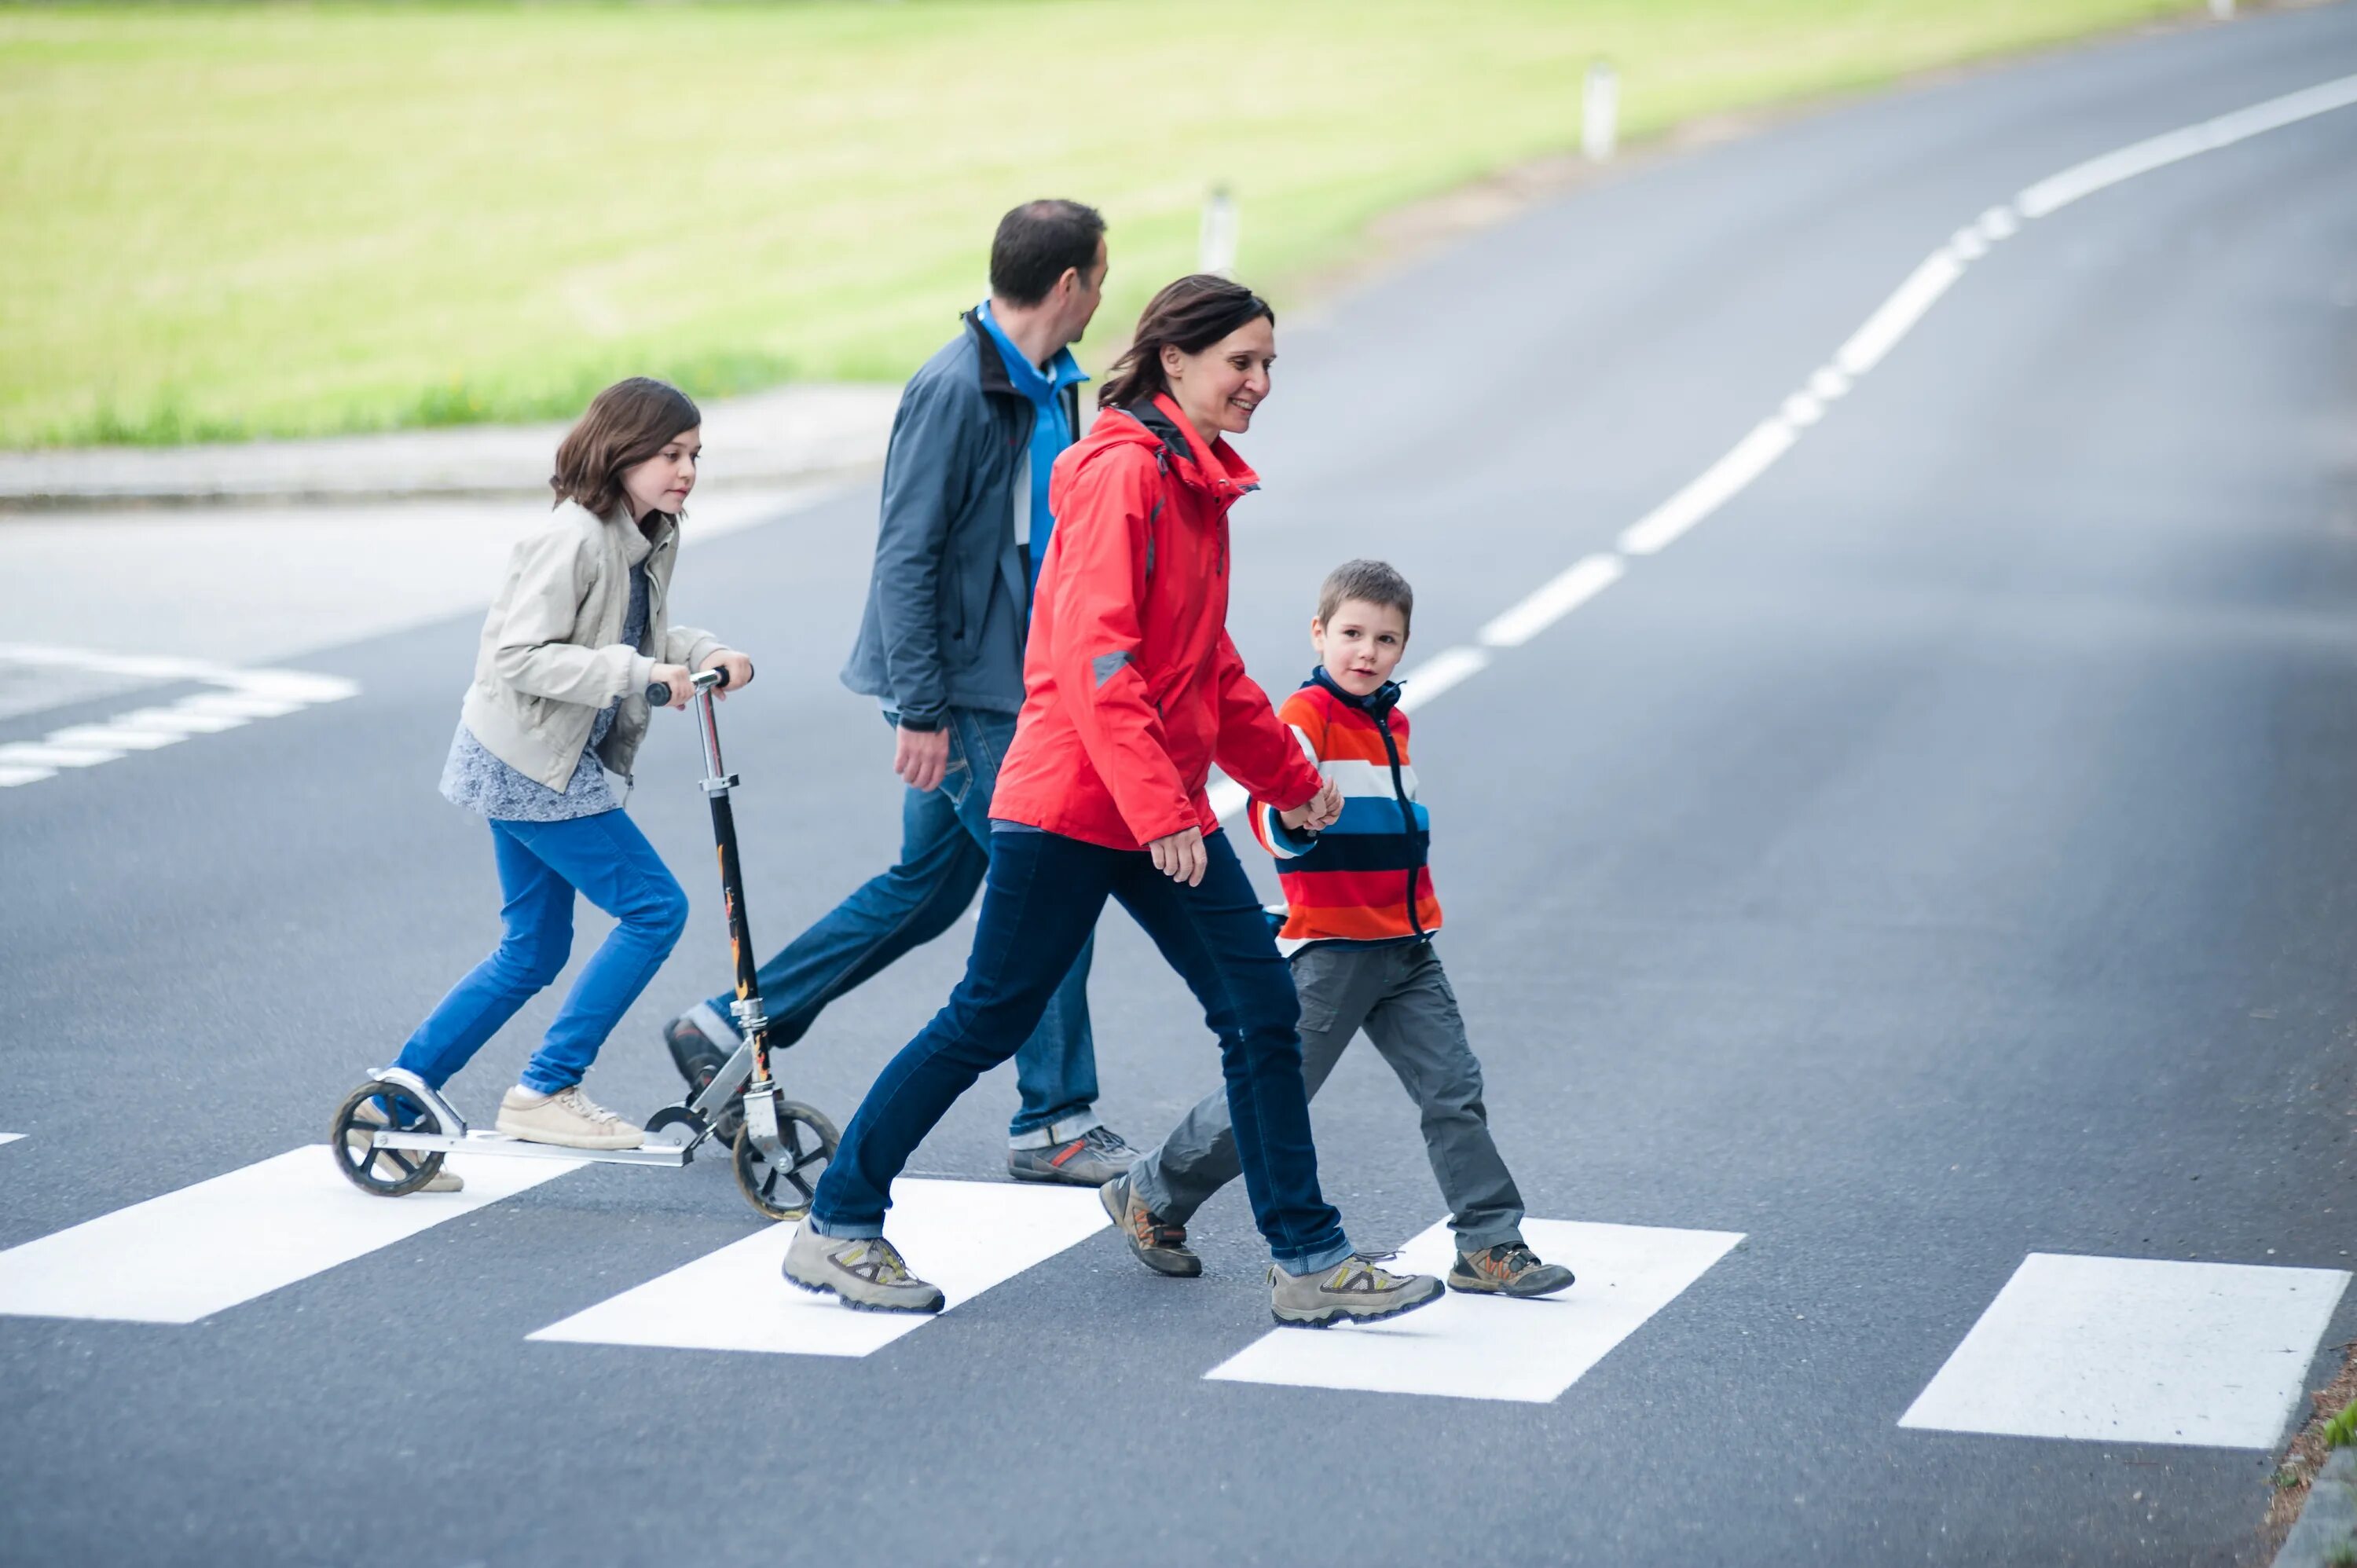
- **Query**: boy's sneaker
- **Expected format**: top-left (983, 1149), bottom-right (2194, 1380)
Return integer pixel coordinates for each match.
top-left (496, 1085), bottom-right (643, 1150)
top-left (781, 1221), bottom-right (944, 1314)
top-left (1099, 1174), bottom-right (1201, 1277)
top-left (1270, 1253), bottom-right (1444, 1328)
top-left (1008, 1125), bottom-right (1137, 1186)
top-left (346, 1099), bottom-right (463, 1192)
top-left (662, 1013), bottom-right (731, 1090)
top-left (1447, 1242), bottom-right (1575, 1299)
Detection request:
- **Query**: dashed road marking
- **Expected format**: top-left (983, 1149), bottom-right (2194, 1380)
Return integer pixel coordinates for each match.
top-left (528, 1178), bottom-right (1106, 1357)
top-left (1204, 1217), bottom-right (1742, 1402)
top-left (1899, 1252), bottom-right (2350, 1449)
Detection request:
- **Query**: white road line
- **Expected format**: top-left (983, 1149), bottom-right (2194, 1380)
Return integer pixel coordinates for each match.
top-left (1205, 1217), bottom-right (1742, 1402)
top-left (0, 1134), bottom-right (24, 1149)
top-left (1393, 646), bottom-right (1492, 713)
top-left (0, 1146), bottom-right (570, 1324)
top-left (528, 1179), bottom-right (1106, 1357)
top-left (0, 742), bottom-right (124, 769)
top-left (1899, 1252), bottom-right (2350, 1449)
top-left (1618, 417), bottom-right (1798, 557)
top-left (1835, 247), bottom-right (1970, 378)
top-left (0, 765), bottom-right (57, 788)
top-left (108, 705), bottom-right (250, 735)
top-left (1479, 554), bottom-right (1626, 649)
top-left (2017, 71), bottom-right (2357, 218)
top-left (44, 724), bottom-right (188, 753)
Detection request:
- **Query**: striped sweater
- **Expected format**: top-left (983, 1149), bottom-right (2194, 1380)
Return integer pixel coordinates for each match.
top-left (1249, 669), bottom-right (1440, 949)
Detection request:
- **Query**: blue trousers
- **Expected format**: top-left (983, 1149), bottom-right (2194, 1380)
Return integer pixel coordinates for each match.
top-left (809, 826), bottom-right (1352, 1275)
top-left (696, 707), bottom-right (1098, 1143)
top-left (398, 811), bottom-right (689, 1096)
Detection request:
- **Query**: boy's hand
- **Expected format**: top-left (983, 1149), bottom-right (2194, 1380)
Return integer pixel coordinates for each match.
top-left (650, 663), bottom-right (695, 708)
top-left (699, 650), bottom-right (755, 698)
top-left (1280, 778), bottom-right (1343, 833)
top-left (1147, 826), bottom-right (1208, 886)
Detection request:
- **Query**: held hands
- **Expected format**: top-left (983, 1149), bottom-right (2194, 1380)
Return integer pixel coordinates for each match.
top-left (699, 650), bottom-right (755, 699)
top-left (1278, 777), bottom-right (1343, 833)
top-left (1147, 826), bottom-right (1208, 887)
top-left (894, 725), bottom-right (951, 793)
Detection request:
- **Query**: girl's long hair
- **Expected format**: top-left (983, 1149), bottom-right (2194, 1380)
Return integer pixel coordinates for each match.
top-left (550, 377), bottom-right (702, 518)
top-left (1097, 275), bottom-right (1274, 411)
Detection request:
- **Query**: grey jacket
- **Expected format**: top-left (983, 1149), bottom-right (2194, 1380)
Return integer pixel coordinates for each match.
top-left (841, 310), bottom-right (1082, 727)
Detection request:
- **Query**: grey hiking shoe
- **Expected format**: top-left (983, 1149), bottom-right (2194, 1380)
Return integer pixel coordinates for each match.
top-left (1447, 1241), bottom-right (1575, 1299)
top-left (1100, 1174), bottom-right (1200, 1278)
top-left (1008, 1125), bottom-right (1137, 1187)
top-left (1270, 1253), bottom-right (1444, 1328)
top-left (781, 1221), bottom-right (944, 1314)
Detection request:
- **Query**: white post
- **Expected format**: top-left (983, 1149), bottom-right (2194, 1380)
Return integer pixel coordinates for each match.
top-left (1199, 185), bottom-right (1239, 277)
top-left (1582, 60), bottom-right (1618, 163)
top-left (2209, 0), bottom-right (2233, 18)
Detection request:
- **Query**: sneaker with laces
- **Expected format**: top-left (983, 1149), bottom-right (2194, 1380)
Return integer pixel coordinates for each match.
top-left (347, 1097), bottom-right (464, 1192)
top-left (1008, 1125), bottom-right (1137, 1186)
top-left (1447, 1241), bottom-right (1575, 1299)
top-left (781, 1220), bottom-right (945, 1313)
top-left (495, 1084), bottom-right (644, 1150)
top-left (1099, 1174), bottom-right (1200, 1277)
top-left (1270, 1252), bottom-right (1445, 1328)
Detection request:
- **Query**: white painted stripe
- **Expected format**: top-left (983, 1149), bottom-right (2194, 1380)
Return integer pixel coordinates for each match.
top-left (0, 1134), bottom-right (24, 1148)
top-left (1834, 247), bottom-right (1966, 377)
top-left (106, 705), bottom-right (249, 735)
top-left (1618, 418), bottom-right (1798, 557)
top-left (1977, 204), bottom-right (2021, 242)
top-left (0, 766), bottom-right (57, 787)
top-left (0, 1146), bottom-right (570, 1324)
top-left (1807, 365), bottom-right (1852, 401)
top-left (1479, 554), bottom-right (1626, 649)
top-left (1900, 1252), bottom-right (2350, 1449)
top-left (529, 1179), bottom-right (1106, 1357)
top-left (1206, 1218), bottom-right (1742, 1402)
top-left (174, 691), bottom-right (308, 720)
top-left (0, 742), bottom-right (123, 768)
top-left (226, 670), bottom-right (360, 703)
top-left (2018, 71), bottom-right (2357, 218)
top-left (44, 724), bottom-right (188, 753)
top-left (0, 645), bottom-right (241, 683)
top-left (1395, 647), bottom-right (1490, 713)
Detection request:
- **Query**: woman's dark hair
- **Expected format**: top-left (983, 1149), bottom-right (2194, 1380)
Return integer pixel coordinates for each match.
top-left (1097, 274), bottom-right (1274, 410)
top-left (550, 376), bottom-right (702, 518)
top-left (991, 199), bottom-right (1106, 306)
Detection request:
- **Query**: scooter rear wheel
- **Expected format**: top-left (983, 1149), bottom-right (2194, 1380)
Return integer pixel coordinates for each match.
top-left (329, 1080), bottom-right (449, 1197)
top-left (732, 1101), bottom-right (839, 1222)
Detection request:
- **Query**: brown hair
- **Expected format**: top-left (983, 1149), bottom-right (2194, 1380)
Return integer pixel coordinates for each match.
top-left (1317, 559), bottom-right (1413, 637)
top-left (991, 199), bottom-right (1106, 306)
top-left (1097, 274), bottom-right (1274, 410)
top-left (549, 377), bottom-right (702, 518)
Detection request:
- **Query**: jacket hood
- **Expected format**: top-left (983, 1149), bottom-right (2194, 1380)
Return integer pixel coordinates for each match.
top-left (1060, 393), bottom-right (1260, 508)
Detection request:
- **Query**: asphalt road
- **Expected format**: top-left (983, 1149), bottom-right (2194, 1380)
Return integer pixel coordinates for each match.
top-left (6, 7), bottom-right (2357, 1564)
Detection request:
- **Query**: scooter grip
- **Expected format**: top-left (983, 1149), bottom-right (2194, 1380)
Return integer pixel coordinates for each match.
top-left (643, 682), bottom-right (672, 705)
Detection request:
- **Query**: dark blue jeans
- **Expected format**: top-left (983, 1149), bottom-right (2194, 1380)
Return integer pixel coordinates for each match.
top-left (809, 826), bottom-right (1353, 1275)
top-left (398, 811), bottom-right (690, 1096)
top-left (691, 707), bottom-right (1099, 1144)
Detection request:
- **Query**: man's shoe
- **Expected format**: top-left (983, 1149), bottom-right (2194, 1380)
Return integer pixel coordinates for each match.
top-left (495, 1085), bottom-right (643, 1151)
top-left (1099, 1175), bottom-right (1201, 1278)
top-left (347, 1098), bottom-right (463, 1192)
top-left (781, 1221), bottom-right (944, 1314)
top-left (1009, 1125), bottom-right (1138, 1186)
top-left (662, 1014), bottom-right (730, 1090)
top-left (1447, 1241), bottom-right (1575, 1299)
top-left (1270, 1253), bottom-right (1444, 1328)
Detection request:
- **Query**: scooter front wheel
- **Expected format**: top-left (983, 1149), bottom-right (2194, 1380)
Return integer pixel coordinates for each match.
top-left (731, 1101), bottom-right (839, 1222)
top-left (329, 1079), bottom-right (449, 1197)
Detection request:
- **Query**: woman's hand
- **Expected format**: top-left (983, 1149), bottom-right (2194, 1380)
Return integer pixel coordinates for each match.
top-left (1278, 778), bottom-right (1343, 833)
top-left (650, 663), bottom-right (695, 709)
top-left (1147, 826), bottom-right (1208, 887)
top-left (700, 650), bottom-right (755, 698)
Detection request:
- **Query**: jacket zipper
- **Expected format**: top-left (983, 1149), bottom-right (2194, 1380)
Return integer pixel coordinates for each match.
top-left (1373, 707), bottom-right (1427, 939)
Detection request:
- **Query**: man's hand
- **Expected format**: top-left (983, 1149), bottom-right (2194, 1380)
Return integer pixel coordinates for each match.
top-left (1279, 777), bottom-right (1343, 833)
top-left (650, 663), bottom-right (695, 709)
top-left (893, 724), bottom-right (951, 793)
top-left (1147, 825), bottom-right (1208, 887)
top-left (699, 650), bottom-right (755, 698)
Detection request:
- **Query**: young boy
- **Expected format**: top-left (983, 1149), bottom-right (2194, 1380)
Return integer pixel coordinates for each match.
top-left (1102, 559), bottom-right (1574, 1298)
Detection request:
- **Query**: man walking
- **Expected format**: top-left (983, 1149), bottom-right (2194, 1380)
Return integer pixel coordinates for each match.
top-left (662, 200), bottom-right (1135, 1184)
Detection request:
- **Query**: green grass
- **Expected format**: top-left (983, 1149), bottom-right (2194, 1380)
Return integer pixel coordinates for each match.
top-left (1, 0), bottom-right (2201, 449)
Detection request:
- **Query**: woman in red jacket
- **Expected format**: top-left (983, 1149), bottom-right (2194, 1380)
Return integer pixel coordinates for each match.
top-left (785, 276), bottom-right (1444, 1328)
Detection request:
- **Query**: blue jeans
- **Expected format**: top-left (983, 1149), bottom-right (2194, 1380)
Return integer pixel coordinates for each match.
top-left (397, 811), bottom-right (690, 1096)
top-left (809, 826), bottom-right (1352, 1276)
top-left (692, 707), bottom-right (1099, 1145)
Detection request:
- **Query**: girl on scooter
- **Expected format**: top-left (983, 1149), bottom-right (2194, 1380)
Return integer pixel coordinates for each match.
top-left (361, 377), bottom-right (754, 1186)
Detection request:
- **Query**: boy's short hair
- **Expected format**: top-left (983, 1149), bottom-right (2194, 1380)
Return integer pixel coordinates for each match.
top-left (1317, 559), bottom-right (1413, 636)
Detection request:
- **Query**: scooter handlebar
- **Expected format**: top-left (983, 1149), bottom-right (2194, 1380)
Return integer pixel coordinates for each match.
top-left (644, 667), bottom-right (729, 705)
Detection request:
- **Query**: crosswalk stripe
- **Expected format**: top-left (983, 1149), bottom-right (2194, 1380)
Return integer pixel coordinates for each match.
top-left (0, 1134), bottom-right (23, 1148)
top-left (44, 723), bottom-right (189, 752)
top-left (0, 767), bottom-right (46, 787)
top-left (0, 1146), bottom-right (570, 1324)
top-left (528, 1178), bottom-right (1107, 1357)
top-left (1204, 1217), bottom-right (1743, 1402)
top-left (1899, 1252), bottom-right (2351, 1449)
top-left (0, 741), bottom-right (122, 768)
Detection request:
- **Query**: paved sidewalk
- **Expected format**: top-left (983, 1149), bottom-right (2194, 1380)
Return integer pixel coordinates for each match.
top-left (0, 383), bottom-right (900, 507)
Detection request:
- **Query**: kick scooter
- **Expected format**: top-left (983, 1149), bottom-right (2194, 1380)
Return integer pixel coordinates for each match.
top-left (329, 667), bottom-right (839, 1221)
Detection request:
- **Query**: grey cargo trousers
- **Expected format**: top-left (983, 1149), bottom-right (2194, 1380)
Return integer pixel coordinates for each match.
top-left (1127, 938), bottom-right (1527, 1252)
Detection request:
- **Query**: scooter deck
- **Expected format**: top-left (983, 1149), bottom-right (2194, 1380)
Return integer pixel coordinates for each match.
top-left (368, 1129), bottom-right (692, 1168)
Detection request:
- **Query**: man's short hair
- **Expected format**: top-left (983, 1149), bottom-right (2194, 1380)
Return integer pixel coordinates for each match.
top-left (1317, 559), bottom-right (1414, 636)
top-left (990, 200), bottom-right (1106, 306)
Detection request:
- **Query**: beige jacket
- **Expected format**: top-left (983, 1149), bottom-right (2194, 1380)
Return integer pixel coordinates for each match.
top-left (458, 500), bottom-right (726, 791)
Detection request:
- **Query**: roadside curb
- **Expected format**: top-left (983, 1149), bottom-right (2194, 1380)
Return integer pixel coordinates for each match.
top-left (2275, 1449), bottom-right (2357, 1568)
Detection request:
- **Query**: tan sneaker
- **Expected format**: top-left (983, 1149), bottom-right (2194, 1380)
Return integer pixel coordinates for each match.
top-left (496, 1084), bottom-right (643, 1150)
top-left (346, 1098), bottom-right (464, 1192)
top-left (1270, 1253), bottom-right (1444, 1328)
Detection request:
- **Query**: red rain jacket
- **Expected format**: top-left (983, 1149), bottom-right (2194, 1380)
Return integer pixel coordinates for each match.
top-left (990, 394), bottom-right (1322, 850)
